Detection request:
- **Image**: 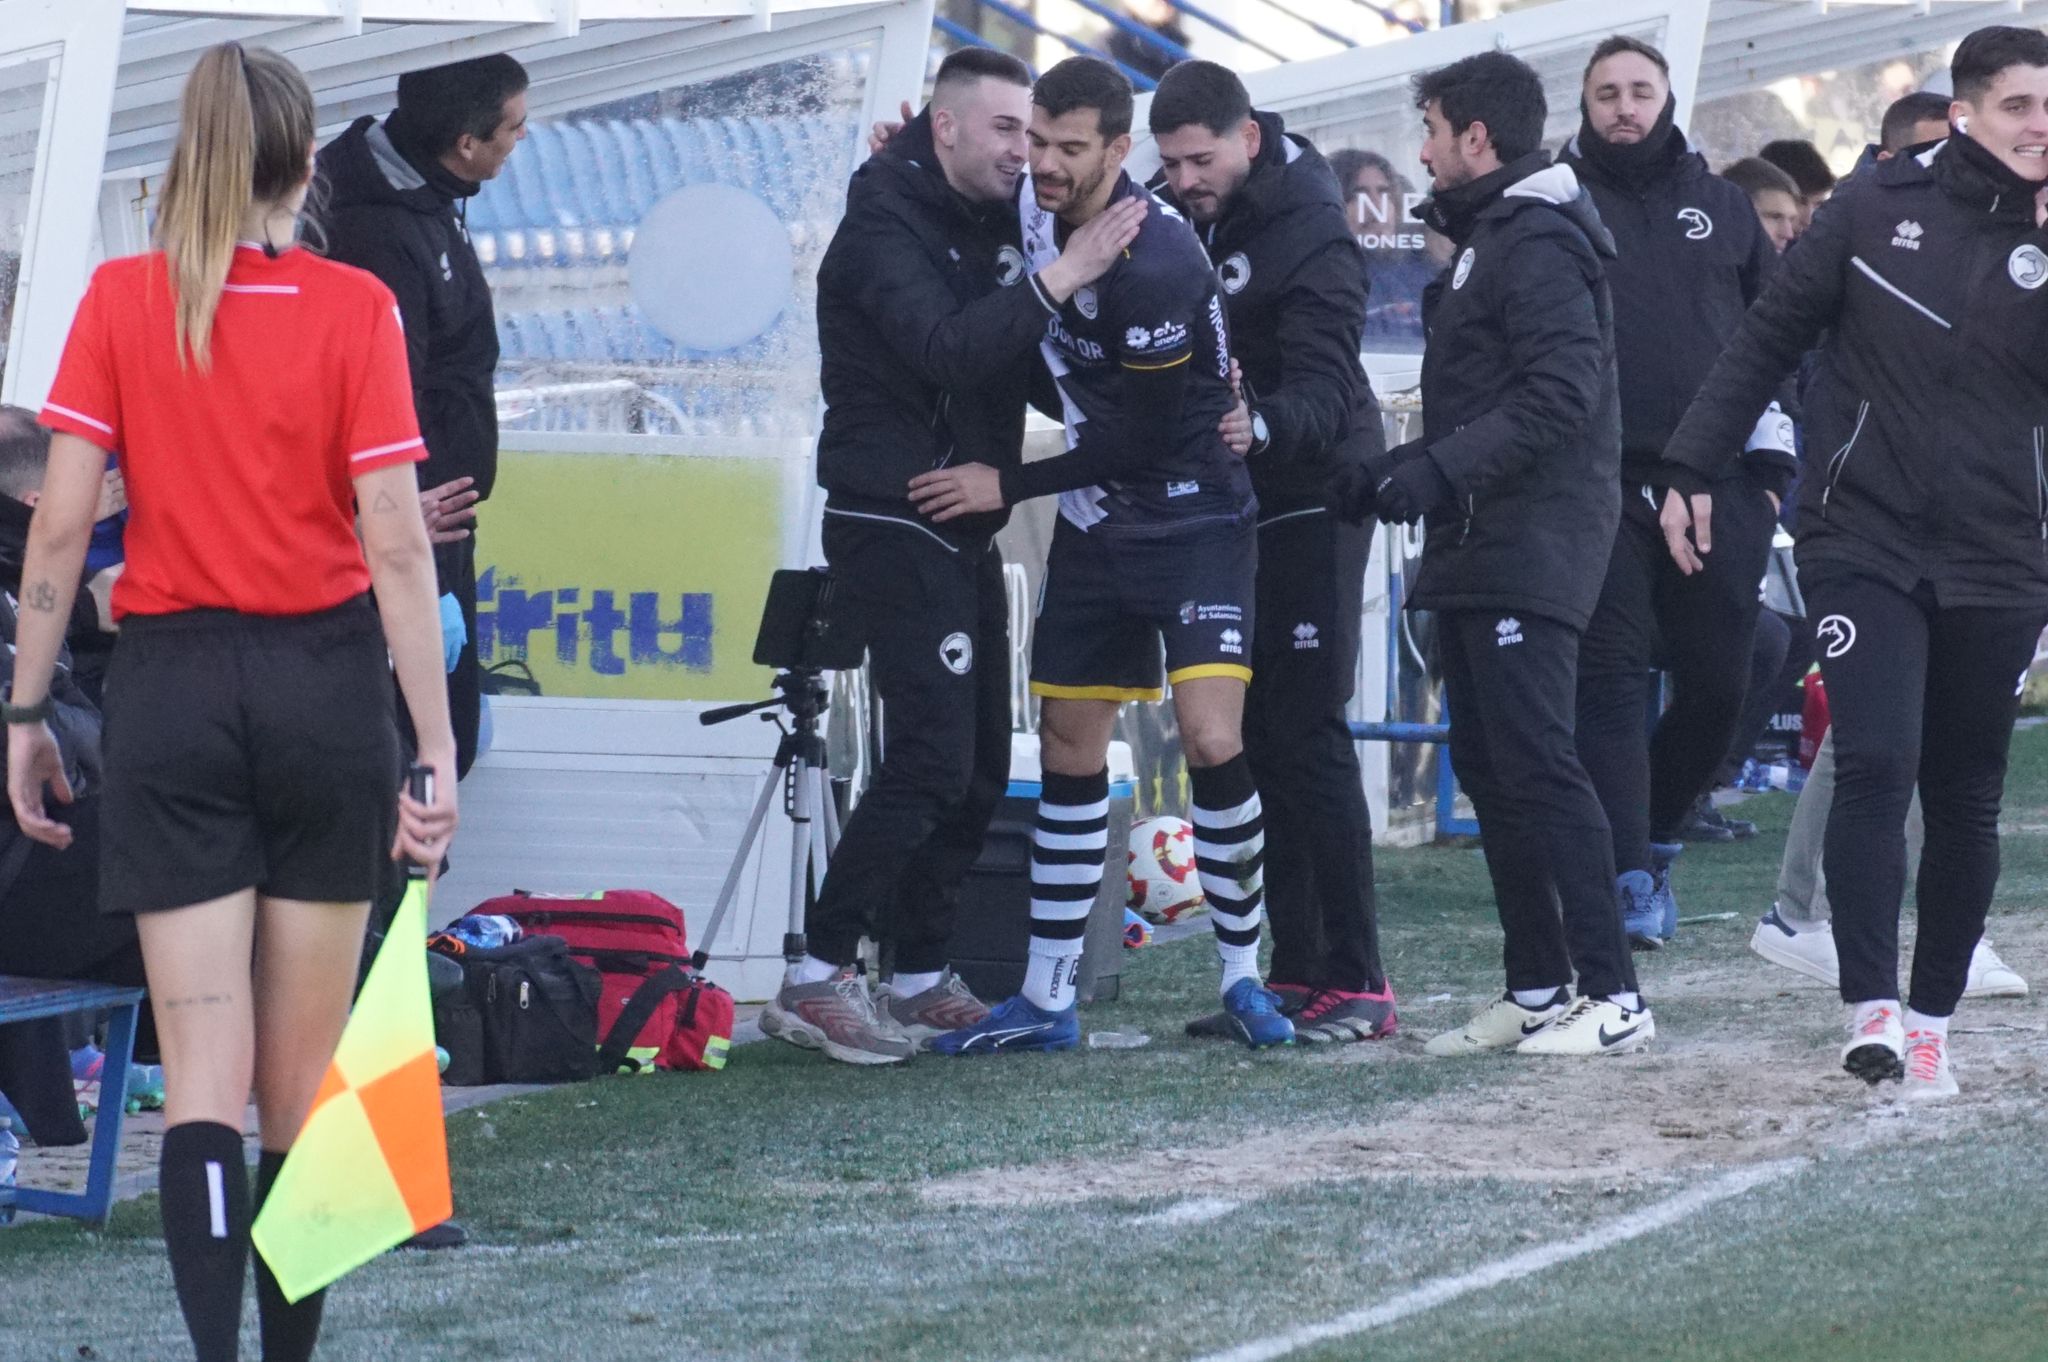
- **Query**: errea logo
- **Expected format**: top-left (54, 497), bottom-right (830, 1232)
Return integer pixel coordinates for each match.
top-left (1495, 617), bottom-right (1524, 647)
top-left (1892, 220), bottom-right (1923, 251)
top-left (1220, 627), bottom-right (1244, 655)
top-left (1292, 622), bottom-right (1320, 650)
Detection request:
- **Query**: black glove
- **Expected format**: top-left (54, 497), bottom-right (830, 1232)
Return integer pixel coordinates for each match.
top-left (1374, 456), bottom-right (1454, 525)
top-left (1326, 463), bottom-right (1378, 523)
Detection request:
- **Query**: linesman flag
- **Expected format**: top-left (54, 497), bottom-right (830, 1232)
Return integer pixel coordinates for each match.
top-left (252, 874), bottom-right (452, 1303)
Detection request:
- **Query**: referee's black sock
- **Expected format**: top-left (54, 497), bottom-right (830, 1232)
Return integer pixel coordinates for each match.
top-left (159, 1120), bottom-right (251, 1361)
top-left (254, 1149), bottom-right (326, 1362)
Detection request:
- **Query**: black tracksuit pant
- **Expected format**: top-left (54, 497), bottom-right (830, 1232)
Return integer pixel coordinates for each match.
top-left (1578, 479), bottom-right (1775, 874)
top-left (1803, 566), bottom-right (2048, 1017)
top-left (808, 513), bottom-right (1010, 974)
top-left (1720, 607), bottom-right (1811, 784)
top-left (395, 535), bottom-right (482, 780)
top-left (1243, 509), bottom-right (1384, 993)
top-left (1439, 609), bottom-right (1637, 1001)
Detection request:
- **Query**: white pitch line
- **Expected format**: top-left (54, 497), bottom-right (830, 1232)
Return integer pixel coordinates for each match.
top-left (1190, 1159), bottom-right (1803, 1362)
top-left (1137, 1197), bottom-right (1242, 1227)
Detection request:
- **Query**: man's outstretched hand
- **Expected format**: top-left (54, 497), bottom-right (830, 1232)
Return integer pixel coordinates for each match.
top-left (910, 463), bottom-right (1005, 523)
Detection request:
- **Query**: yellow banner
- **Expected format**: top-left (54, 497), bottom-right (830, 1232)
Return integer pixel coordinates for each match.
top-left (477, 449), bottom-right (784, 701)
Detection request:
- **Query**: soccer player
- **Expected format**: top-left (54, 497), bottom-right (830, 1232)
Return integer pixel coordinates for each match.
top-left (767, 48), bottom-right (1143, 1065)
top-left (1334, 50), bottom-right (1651, 1057)
top-left (1148, 60), bottom-right (1397, 1044)
top-left (909, 56), bottom-right (1291, 1053)
top-left (1665, 26), bottom-right (2048, 1099)
top-left (8, 44), bottom-right (456, 1359)
top-left (1559, 35), bottom-right (1794, 948)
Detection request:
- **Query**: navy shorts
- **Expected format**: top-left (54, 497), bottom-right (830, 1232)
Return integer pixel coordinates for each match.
top-left (1029, 515), bottom-right (1257, 702)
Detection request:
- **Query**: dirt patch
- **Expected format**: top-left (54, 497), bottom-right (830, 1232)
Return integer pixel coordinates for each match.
top-left (919, 912), bottom-right (2048, 1211)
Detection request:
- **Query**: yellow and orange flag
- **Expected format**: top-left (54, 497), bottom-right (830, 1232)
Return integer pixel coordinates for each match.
top-left (252, 876), bottom-right (452, 1303)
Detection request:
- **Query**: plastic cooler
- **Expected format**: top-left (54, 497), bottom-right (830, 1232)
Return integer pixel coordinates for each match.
top-left (944, 735), bottom-right (1136, 1004)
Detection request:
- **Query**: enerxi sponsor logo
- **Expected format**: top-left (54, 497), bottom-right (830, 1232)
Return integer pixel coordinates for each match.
top-left (1124, 321), bottom-right (1189, 353)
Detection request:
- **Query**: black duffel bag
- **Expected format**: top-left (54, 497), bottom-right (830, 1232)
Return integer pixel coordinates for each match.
top-left (430, 934), bottom-right (601, 1085)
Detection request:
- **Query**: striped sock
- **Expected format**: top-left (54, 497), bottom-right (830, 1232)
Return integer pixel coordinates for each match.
top-left (1022, 768), bottom-right (1108, 1013)
top-left (1190, 755), bottom-right (1266, 997)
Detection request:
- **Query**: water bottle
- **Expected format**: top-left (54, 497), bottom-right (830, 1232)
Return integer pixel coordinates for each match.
top-left (447, 914), bottom-right (522, 950)
top-left (1, 1117), bottom-right (20, 1226)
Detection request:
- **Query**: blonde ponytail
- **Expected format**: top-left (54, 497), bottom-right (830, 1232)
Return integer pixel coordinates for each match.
top-left (155, 43), bottom-right (317, 370)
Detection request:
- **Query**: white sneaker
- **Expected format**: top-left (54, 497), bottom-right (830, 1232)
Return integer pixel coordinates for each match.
top-left (1840, 1004), bottom-right (1905, 1085)
top-left (1424, 991), bottom-right (1569, 1056)
top-left (1900, 1029), bottom-right (1960, 1102)
top-left (1750, 905), bottom-right (1839, 986)
top-left (1515, 996), bottom-right (1655, 1056)
top-left (1963, 939), bottom-right (2027, 999)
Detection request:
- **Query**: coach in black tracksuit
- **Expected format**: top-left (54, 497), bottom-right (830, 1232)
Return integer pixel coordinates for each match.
top-left (807, 62), bottom-right (1134, 1000)
top-left (1558, 37), bottom-right (1796, 944)
top-left (1149, 63), bottom-right (1392, 1034)
top-left (1664, 27), bottom-right (2048, 1074)
top-left (1339, 54), bottom-right (1643, 1049)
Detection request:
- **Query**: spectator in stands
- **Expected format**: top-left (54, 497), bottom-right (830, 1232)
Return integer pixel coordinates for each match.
top-left (1102, 0), bottom-right (1189, 82)
top-left (1758, 137), bottom-right (1836, 234)
top-left (1877, 90), bottom-right (1953, 162)
top-left (0, 407), bottom-right (120, 700)
top-left (1329, 148), bottom-right (1437, 341)
top-left (318, 54), bottom-right (526, 784)
top-left (1722, 156), bottom-right (1803, 251)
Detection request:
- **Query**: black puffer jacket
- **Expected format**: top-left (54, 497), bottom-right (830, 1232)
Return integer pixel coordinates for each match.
top-left (814, 111), bottom-right (1058, 546)
top-left (1405, 153), bottom-right (1622, 630)
top-left (1559, 115), bottom-right (1794, 497)
top-left (1666, 134), bottom-right (2048, 609)
top-left (1155, 111), bottom-right (1383, 516)
top-left (317, 114), bottom-right (501, 500)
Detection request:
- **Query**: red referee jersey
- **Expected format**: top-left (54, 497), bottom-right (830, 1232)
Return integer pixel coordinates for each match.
top-left (39, 244), bottom-right (426, 619)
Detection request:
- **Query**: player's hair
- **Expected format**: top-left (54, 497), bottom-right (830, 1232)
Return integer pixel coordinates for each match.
top-left (156, 43), bottom-right (317, 371)
top-left (1582, 34), bottom-right (1669, 85)
top-left (934, 47), bottom-right (1032, 100)
top-left (1720, 155), bottom-right (1800, 201)
top-left (1148, 60), bottom-right (1252, 138)
top-left (395, 53), bottom-right (529, 156)
top-left (1952, 25), bottom-right (2048, 107)
top-left (1411, 51), bottom-right (1547, 163)
top-left (1033, 56), bottom-right (1135, 141)
top-left (0, 405), bottom-right (48, 502)
top-left (1757, 139), bottom-right (1836, 197)
top-left (1879, 91), bottom-right (1953, 151)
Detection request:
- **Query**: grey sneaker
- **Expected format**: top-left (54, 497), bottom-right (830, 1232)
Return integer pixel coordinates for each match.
top-left (876, 970), bottom-right (990, 1051)
top-left (760, 968), bottom-right (913, 1065)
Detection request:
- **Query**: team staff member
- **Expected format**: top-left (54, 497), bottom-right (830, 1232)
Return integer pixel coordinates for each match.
top-left (1559, 35), bottom-right (1794, 948)
top-left (1665, 26), bottom-right (2048, 1101)
top-left (7, 45), bottom-right (456, 1361)
top-left (767, 48), bottom-right (1144, 1066)
top-left (319, 53), bottom-right (529, 781)
top-left (911, 57), bottom-right (1293, 1053)
top-left (1336, 50), bottom-right (1650, 1057)
top-left (1148, 60), bottom-right (1398, 1044)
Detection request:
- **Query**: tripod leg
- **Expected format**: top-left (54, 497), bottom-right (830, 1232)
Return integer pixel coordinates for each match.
top-left (785, 760), bottom-right (813, 965)
top-left (695, 763), bottom-right (782, 968)
top-left (807, 764), bottom-right (833, 900)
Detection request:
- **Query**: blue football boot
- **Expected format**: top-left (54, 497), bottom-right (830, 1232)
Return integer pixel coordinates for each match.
top-left (1220, 977), bottom-right (1296, 1049)
top-left (1649, 841), bottom-right (1684, 940)
top-left (926, 994), bottom-right (1080, 1056)
top-left (1618, 869), bottom-right (1662, 952)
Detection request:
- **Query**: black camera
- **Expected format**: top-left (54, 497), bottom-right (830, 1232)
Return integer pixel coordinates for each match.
top-left (751, 568), bottom-right (864, 673)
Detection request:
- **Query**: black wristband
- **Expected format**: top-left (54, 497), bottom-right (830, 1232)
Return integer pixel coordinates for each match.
top-left (2, 694), bottom-right (55, 726)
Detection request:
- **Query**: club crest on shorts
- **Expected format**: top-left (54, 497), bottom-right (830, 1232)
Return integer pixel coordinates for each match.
top-left (1218, 252), bottom-right (1251, 294)
top-left (1816, 614), bottom-right (1857, 658)
top-left (995, 246), bottom-right (1026, 287)
top-left (939, 632), bottom-right (973, 675)
top-left (1452, 248), bottom-right (1475, 289)
top-left (2010, 243), bottom-right (2048, 290)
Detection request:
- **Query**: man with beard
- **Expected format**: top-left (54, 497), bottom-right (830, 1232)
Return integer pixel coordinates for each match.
top-left (1148, 60), bottom-right (1397, 1044)
top-left (766, 48), bottom-right (1144, 1065)
top-left (1334, 49), bottom-right (1650, 1057)
top-left (1558, 35), bottom-right (1795, 947)
top-left (910, 57), bottom-right (1291, 1054)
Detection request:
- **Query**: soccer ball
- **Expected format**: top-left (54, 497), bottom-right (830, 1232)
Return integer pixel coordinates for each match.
top-left (1126, 815), bottom-right (1206, 925)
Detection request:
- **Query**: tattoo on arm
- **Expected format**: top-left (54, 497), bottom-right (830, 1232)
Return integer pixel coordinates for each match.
top-left (23, 579), bottom-right (57, 612)
top-left (159, 992), bottom-right (234, 1011)
top-left (370, 489), bottom-right (402, 514)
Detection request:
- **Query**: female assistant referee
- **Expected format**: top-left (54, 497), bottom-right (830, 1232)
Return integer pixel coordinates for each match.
top-left (5, 44), bottom-right (457, 1360)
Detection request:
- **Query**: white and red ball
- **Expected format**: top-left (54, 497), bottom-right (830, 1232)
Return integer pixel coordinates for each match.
top-left (1126, 815), bottom-right (1206, 925)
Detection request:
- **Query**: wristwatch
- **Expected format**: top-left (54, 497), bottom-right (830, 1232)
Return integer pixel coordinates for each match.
top-left (2, 693), bottom-right (54, 725)
top-left (1249, 411), bottom-right (1270, 453)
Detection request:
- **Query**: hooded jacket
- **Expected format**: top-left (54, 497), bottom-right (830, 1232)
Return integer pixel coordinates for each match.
top-left (1405, 153), bottom-right (1622, 630)
top-left (1559, 105), bottom-right (1796, 498)
top-left (1155, 111), bottom-right (1383, 517)
top-left (814, 110), bottom-right (1059, 546)
top-left (1665, 134), bottom-right (2048, 609)
top-left (316, 114), bottom-right (501, 500)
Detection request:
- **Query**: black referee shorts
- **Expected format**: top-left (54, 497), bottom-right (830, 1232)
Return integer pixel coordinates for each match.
top-left (98, 596), bottom-right (400, 916)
